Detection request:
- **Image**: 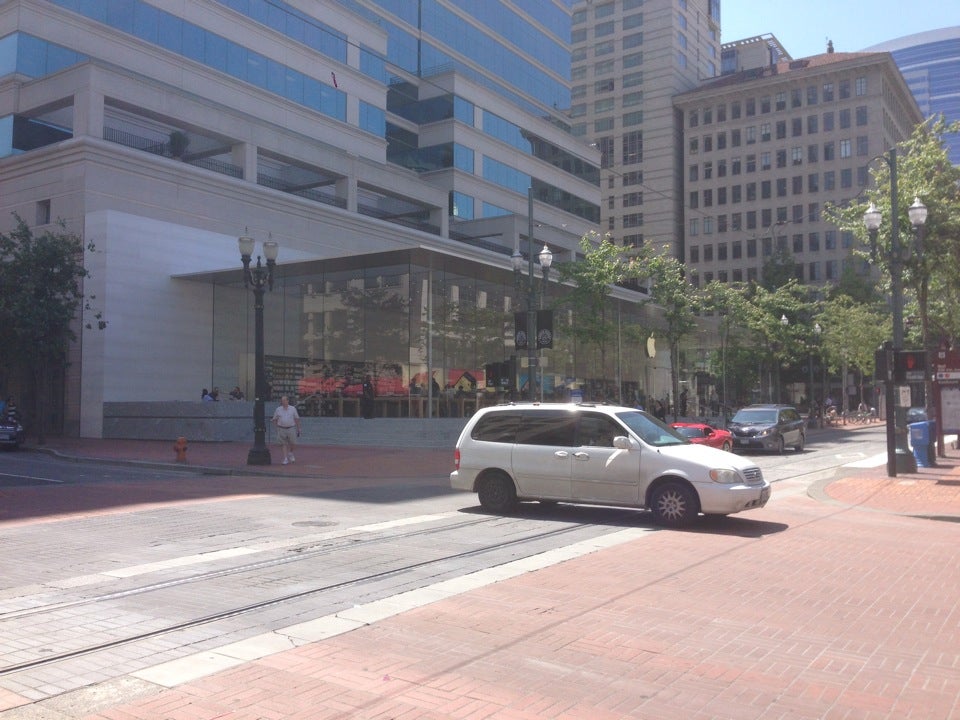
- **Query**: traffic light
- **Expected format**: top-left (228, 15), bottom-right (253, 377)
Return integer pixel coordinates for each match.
top-left (893, 350), bottom-right (927, 383)
top-left (875, 343), bottom-right (893, 381)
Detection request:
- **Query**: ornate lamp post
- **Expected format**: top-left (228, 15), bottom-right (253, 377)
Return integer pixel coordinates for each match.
top-left (239, 233), bottom-right (278, 466)
top-left (538, 244), bottom-right (553, 401)
top-left (511, 188), bottom-right (556, 400)
top-left (862, 147), bottom-right (927, 476)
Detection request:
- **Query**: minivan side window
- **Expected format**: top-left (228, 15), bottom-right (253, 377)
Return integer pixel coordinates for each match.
top-left (577, 413), bottom-right (624, 447)
top-left (471, 412), bottom-right (522, 442)
top-left (516, 410), bottom-right (577, 446)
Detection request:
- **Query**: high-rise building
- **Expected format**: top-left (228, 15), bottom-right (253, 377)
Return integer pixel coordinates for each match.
top-left (570, 0), bottom-right (721, 257)
top-left (0, 0), bottom-right (616, 437)
top-left (865, 28), bottom-right (960, 164)
top-left (674, 49), bottom-right (922, 286)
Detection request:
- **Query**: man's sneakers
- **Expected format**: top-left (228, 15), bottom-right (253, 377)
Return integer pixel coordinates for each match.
top-left (281, 454), bottom-right (295, 465)
top-left (289, 453), bottom-right (295, 463)
top-left (282, 457), bottom-right (289, 465)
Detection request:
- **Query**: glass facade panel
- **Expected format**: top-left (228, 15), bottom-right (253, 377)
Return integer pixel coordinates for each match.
top-left (214, 250), bottom-right (659, 409)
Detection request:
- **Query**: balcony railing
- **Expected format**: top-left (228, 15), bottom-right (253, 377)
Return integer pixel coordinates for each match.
top-left (103, 127), bottom-right (243, 179)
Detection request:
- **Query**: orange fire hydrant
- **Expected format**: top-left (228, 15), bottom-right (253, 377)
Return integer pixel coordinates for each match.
top-left (173, 436), bottom-right (188, 462)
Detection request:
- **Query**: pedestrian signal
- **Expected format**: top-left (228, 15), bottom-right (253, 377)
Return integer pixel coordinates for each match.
top-left (894, 350), bottom-right (927, 383)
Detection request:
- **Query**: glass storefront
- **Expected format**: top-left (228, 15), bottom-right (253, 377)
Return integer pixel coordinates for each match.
top-left (212, 249), bottom-right (660, 416)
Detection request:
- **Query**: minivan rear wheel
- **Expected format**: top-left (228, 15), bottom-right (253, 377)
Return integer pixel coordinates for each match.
top-left (477, 472), bottom-right (518, 513)
top-left (650, 481), bottom-right (698, 527)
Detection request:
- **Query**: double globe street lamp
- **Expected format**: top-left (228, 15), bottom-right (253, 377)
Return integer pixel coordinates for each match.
top-left (239, 233), bottom-right (278, 466)
top-left (861, 146), bottom-right (927, 476)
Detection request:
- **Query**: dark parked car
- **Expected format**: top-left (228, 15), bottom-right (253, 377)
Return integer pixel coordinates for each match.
top-left (728, 404), bottom-right (805, 454)
top-left (0, 414), bottom-right (25, 450)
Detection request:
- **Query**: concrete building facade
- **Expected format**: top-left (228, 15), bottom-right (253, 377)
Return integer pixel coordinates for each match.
top-left (674, 49), bottom-right (923, 287)
top-left (570, 0), bottom-right (721, 257)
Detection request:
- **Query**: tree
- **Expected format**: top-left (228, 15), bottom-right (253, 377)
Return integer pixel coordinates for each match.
top-left (700, 281), bottom-right (750, 417)
top-left (0, 217), bottom-right (104, 443)
top-left (739, 280), bottom-right (818, 404)
top-left (819, 295), bottom-right (890, 411)
top-left (761, 244), bottom-right (797, 290)
top-left (826, 116), bottom-right (960, 358)
top-left (627, 245), bottom-right (701, 420)
top-left (556, 232), bottom-right (633, 386)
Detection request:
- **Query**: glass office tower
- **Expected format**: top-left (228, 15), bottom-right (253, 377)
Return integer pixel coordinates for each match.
top-left (866, 28), bottom-right (960, 164)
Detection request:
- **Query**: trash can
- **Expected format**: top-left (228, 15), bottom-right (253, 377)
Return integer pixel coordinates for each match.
top-left (909, 421), bottom-right (935, 468)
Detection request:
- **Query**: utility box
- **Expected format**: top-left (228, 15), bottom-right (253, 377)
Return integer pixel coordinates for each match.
top-left (909, 420), bottom-right (936, 468)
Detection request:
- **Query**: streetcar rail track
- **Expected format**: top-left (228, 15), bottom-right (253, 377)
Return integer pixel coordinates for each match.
top-left (0, 514), bottom-right (633, 676)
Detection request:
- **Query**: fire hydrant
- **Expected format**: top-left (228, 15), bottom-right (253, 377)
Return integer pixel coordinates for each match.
top-left (173, 436), bottom-right (188, 462)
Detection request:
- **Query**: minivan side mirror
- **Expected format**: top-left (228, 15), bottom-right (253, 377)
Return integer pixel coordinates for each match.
top-left (613, 435), bottom-right (636, 450)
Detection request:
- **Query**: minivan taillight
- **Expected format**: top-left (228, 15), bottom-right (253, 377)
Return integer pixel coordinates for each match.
top-left (454, 448), bottom-right (460, 470)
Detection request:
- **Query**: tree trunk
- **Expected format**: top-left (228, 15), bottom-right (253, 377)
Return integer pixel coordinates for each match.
top-left (32, 359), bottom-right (46, 445)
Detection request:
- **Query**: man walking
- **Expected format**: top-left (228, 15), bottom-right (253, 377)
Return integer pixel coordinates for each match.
top-left (271, 395), bottom-right (301, 465)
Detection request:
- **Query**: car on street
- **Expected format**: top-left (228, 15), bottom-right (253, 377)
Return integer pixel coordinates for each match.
top-left (450, 402), bottom-right (769, 527)
top-left (0, 414), bottom-right (25, 450)
top-left (727, 404), bottom-right (805, 453)
top-left (670, 422), bottom-right (734, 451)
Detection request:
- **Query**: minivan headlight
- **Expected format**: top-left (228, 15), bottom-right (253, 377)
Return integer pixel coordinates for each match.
top-left (709, 468), bottom-right (742, 484)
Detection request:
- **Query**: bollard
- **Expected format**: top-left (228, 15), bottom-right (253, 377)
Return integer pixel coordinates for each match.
top-left (173, 436), bottom-right (188, 462)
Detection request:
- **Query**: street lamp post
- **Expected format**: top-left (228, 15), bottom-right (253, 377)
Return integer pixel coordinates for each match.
top-left (512, 188), bottom-right (552, 401)
top-left (809, 322), bottom-right (821, 426)
top-left (239, 233), bottom-right (278, 466)
top-left (862, 147), bottom-right (927, 476)
top-left (777, 314), bottom-right (788, 402)
top-left (538, 243), bottom-right (553, 401)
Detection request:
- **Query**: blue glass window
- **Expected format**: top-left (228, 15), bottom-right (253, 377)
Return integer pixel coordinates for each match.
top-left (452, 191), bottom-right (474, 219)
top-left (49, 0), bottom-right (346, 124)
top-left (453, 144), bottom-right (474, 172)
top-left (360, 101), bottom-right (386, 137)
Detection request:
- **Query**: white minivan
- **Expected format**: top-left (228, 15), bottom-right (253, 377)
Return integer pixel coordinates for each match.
top-left (450, 403), bottom-right (770, 527)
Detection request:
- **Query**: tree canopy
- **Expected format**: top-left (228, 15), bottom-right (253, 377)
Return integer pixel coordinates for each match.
top-left (0, 217), bottom-right (103, 441)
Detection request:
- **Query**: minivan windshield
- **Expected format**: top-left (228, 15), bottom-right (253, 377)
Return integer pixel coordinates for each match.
top-left (615, 410), bottom-right (688, 447)
top-left (731, 408), bottom-right (777, 424)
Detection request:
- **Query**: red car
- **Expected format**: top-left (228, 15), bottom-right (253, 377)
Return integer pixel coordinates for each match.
top-left (670, 422), bottom-right (734, 452)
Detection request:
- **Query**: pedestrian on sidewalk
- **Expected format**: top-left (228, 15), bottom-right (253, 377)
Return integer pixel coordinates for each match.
top-left (271, 395), bottom-right (301, 465)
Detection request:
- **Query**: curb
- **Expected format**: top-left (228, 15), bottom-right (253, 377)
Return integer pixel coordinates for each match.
top-left (24, 445), bottom-right (256, 477)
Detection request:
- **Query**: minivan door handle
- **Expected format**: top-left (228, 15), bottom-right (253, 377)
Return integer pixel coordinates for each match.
top-left (572, 451), bottom-right (590, 460)
top-left (555, 450), bottom-right (570, 458)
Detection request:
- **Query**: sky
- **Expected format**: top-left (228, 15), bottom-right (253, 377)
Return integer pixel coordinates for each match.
top-left (719, 0), bottom-right (960, 59)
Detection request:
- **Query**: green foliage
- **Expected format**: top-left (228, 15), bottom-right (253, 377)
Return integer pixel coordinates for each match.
top-left (556, 232), bottom-right (632, 376)
top-left (0, 216), bottom-right (104, 439)
top-left (626, 243), bottom-right (703, 416)
top-left (819, 295), bottom-right (889, 378)
top-left (825, 115), bottom-right (960, 352)
top-left (760, 244), bottom-right (797, 290)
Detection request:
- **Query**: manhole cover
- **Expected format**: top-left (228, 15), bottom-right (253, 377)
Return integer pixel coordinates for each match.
top-left (292, 520), bottom-right (337, 527)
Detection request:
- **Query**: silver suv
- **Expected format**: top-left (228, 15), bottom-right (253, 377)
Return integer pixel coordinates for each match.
top-left (450, 403), bottom-right (770, 527)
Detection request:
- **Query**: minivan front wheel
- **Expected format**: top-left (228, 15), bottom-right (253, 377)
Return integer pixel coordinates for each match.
top-left (477, 472), bottom-right (518, 513)
top-left (650, 481), bottom-right (698, 527)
